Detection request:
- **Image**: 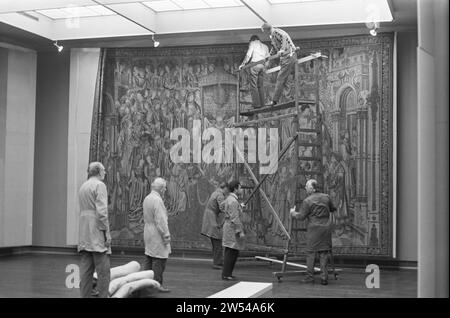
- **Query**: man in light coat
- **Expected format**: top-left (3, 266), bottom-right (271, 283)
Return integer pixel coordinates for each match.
top-left (78, 161), bottom-right (111, 298)
top-left (143, 177), bottom-right (171, 292)
top-left (221, 180), bottom-right (245, 280)
top-left (201, 182), bottom-right (228, 269)
top-left (239, 35), bottom-right (270, 108)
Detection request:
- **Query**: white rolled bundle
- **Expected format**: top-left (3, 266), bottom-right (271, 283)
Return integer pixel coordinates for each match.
top-left (109, 270), bottom-right (155, 296)
top-left (111, 279), bottom-right (161, 298)
top-left (94, 261), bottom-right (141, 280)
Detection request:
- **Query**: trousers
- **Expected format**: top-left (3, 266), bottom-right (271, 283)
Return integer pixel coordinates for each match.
top-left (249, 64), bottom-right (265, 107)
top-left (222, 247), bottom-right (239, 278)
top-left (272, 55), bottom-right (296, 103)
top-left (306, 250), bottom-right (330, 280)
top-left (79, 251), bottom-right (110, 298)
top-left (143, 255), bottom-right (167, 285)
top-left (210, 237), bottom-right (223, 266)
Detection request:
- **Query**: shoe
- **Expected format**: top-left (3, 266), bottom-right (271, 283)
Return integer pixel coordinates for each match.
top-left (320, 279), bottom-right (328, 285)
top-left (301, 277), bottom-right (315, 284)
top-left (91, 288), bottom-right (99, 297)
top-left (158, 286), bottom-right (171, 293)
top-left (221, 276), bottom-right (235, 281)
top-left (212, 265), bottom-right (223, 270)
top-left (269, 101), bottom-right (278, 107)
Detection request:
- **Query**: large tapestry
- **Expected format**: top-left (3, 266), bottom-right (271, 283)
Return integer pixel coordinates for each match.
top-left (90, 33), bottom-right (394, 257)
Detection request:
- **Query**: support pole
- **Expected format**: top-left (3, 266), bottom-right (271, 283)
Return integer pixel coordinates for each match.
top-left (243, 133), bottom-right (298, 205)
top-left (234, 145), bottom-right (291, 240)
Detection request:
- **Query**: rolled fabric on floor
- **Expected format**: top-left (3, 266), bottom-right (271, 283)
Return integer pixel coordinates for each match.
top-left (109, 270), bottom-right (154, 296)
top-left (111, 279), bottom-right (161, 298)
top-left (94, 261), bottom-right (141, 280)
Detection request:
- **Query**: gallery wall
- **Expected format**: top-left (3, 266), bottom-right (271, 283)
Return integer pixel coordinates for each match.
top-left (32, 50), bottom-right (70, 247)
top-left (0, 44), bottom-right (36, 247)
top-left (396, 31), bottom-right (418, 261)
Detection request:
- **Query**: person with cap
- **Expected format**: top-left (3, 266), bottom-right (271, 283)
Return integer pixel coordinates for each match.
top-left (201, 181), bottom-right (229, 269)
top-left (290, 179), bottom-right (337, 285)
top-left (239, 35), bottom-right (270, 108)
top-left (221, 180), bottom-right (245, 280)
top-left (261, 22), bottom-right (298, 106)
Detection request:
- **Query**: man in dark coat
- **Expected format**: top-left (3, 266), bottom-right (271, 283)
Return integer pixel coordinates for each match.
top-left (201, 182), bottom-right (229, 269)
top-left (290, 179), bottom-right (336, 285)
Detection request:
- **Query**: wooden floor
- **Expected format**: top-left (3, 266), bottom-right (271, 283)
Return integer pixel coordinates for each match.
top-left (0, 254), bottom-right (417, 298)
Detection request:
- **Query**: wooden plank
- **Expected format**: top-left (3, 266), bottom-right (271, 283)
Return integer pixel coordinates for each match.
top-left (208, 282), bottom-right (273, 298)
top-left (240, 99), bottom-right (315, 116)
top-left (266, 52), bottom-right (328, 74)
top-left (255, 256), bottom-right (320, 272)
top-left (256, 256), bottom-right (343, 273)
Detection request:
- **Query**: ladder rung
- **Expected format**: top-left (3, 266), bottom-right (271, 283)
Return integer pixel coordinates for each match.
top-left (234, 113), bottom-right (296, 127)
top-left (298, 142), bottom-right (321, 147)
top-left (240, 99), bottom-right (315, 116)
top-left (240, 101), bottom-right (253, 105)
top-left (233, 123), bottom-right (258, 127)
top-left (298, 128), bottom-right (320, 133)
top-left (240, 88), bottom-right (249, 92)
top-left (299, 170), bottom-right (323, 175)
top-left (298, 156), bottom-right (322, 161)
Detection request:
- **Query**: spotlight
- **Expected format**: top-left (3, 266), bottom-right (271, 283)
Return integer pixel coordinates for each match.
top-left (53, 41), bottom-right (63, 52)
top-left (152, 34), bottom-right (160, 48)
top-left (366, 21), bottom-right (379, 37)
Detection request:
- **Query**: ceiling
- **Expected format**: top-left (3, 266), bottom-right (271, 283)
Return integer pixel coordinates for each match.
top-left (0, 0), bottom-right (417, 51)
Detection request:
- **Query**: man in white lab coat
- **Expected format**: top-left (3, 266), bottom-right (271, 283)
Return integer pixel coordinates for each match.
top-left (142, 177), bottom-right (171, 292)
top-left (78, 161), bottom-right (111, 298)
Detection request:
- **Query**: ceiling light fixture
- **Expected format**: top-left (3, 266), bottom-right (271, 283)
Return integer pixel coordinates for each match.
top-left (152, 34), bottom-right (160, 47)
top-left (366, 21), bottom-right (379, 37)
top-left (53, 41), bottom-right (63, 52)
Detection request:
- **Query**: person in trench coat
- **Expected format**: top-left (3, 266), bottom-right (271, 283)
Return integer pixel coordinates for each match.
top-left (142, 177), bottom-right (171, 293)
top-left (221, 180), bottom-right (245, 280)
top-left (201, 181), bottom-right (229, 269)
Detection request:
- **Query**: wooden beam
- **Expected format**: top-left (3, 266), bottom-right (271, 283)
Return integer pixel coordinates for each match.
top-left (255, 256), bottom-right (321, 271)
top-left (240, 99), bottom-right (314, 116)
top-left (266, 52), bottom-right (328, 74)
